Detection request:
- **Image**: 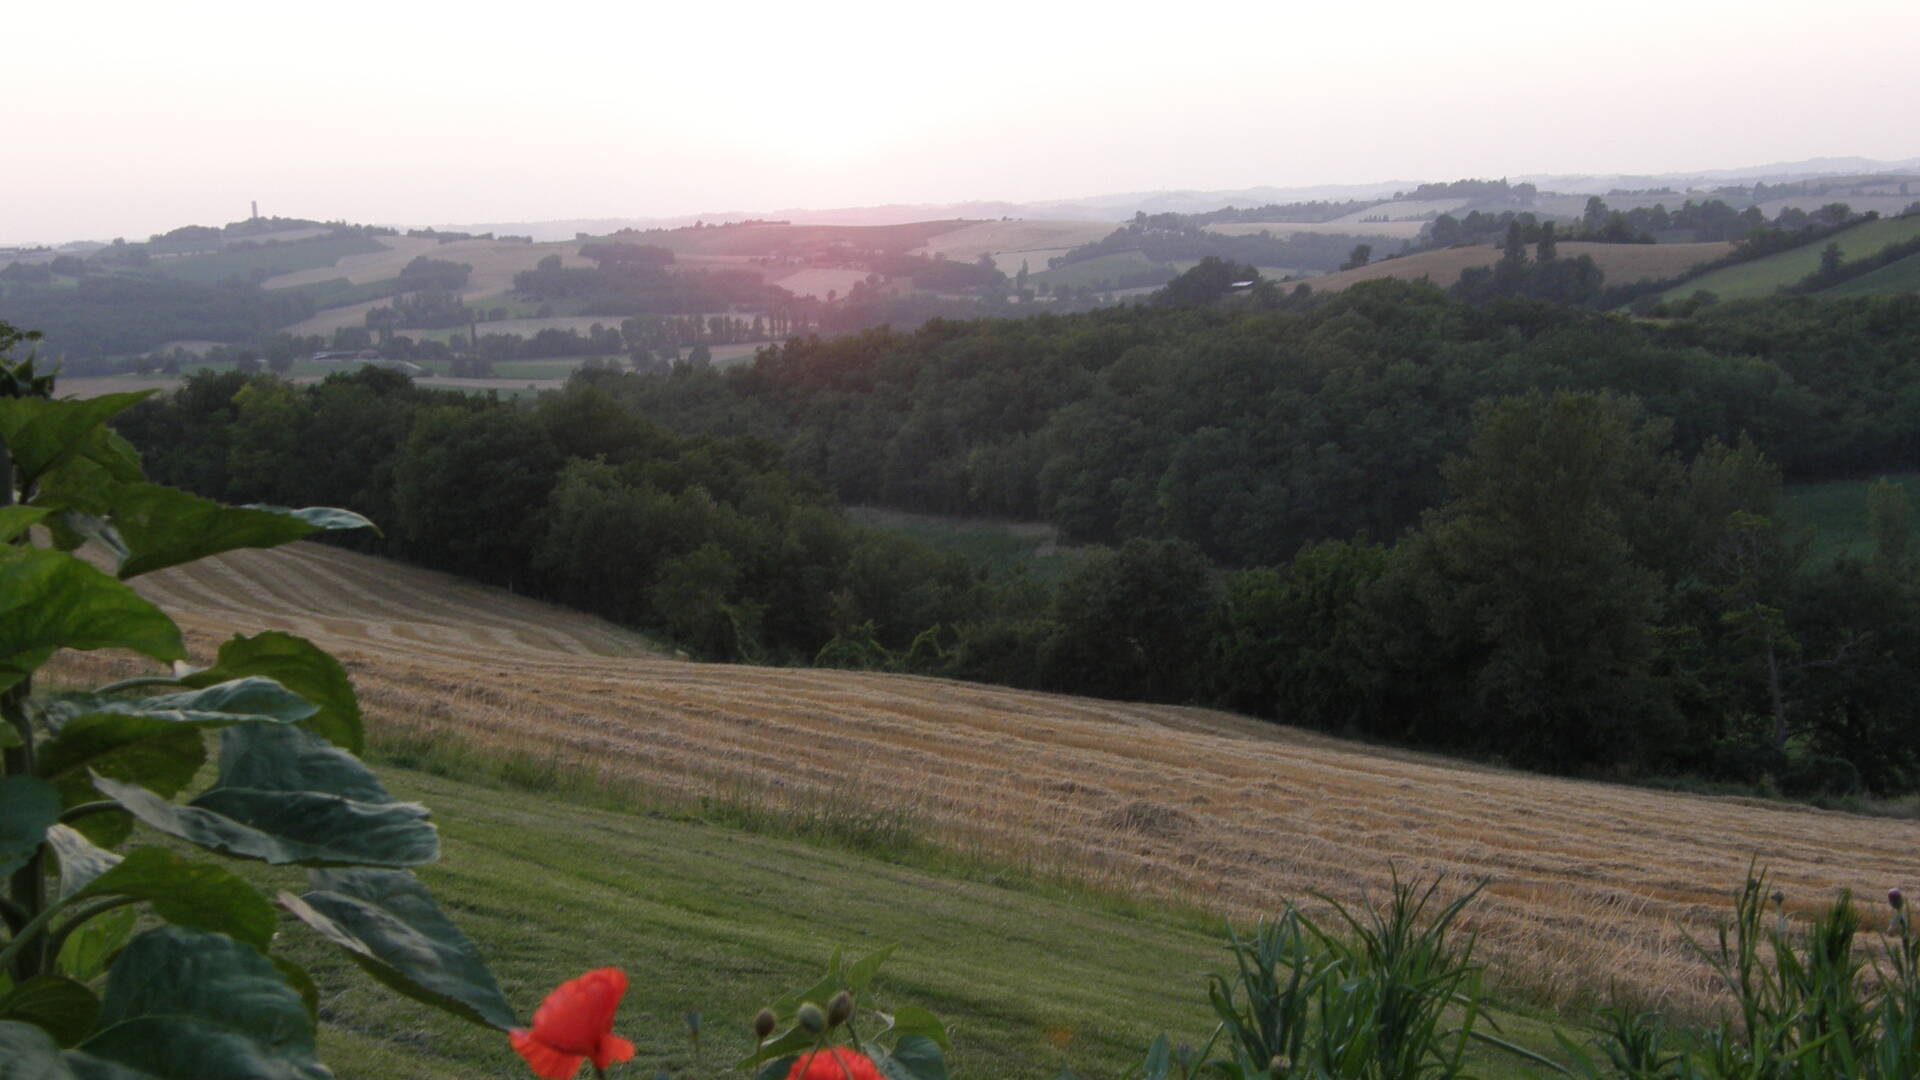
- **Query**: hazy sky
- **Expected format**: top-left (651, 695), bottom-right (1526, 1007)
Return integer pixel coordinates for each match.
top-left (7, 0), bottom-right (1918, 244)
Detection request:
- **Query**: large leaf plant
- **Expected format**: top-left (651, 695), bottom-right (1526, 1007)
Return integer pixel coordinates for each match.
top-left (0, 324), bottom-right (518, 1077)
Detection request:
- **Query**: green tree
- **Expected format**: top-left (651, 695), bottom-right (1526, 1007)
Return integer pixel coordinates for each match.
top-left (1041, 538), bottom-right (1217, 702)
top-left (1869, 478), bottom-right (1915, 574)
top-left (1819, 241), bottom-right (1844, 278)
top-left (391, 406), bottom-right (562, 585)
top-left (1381, 391), bottom-right (1678, 769)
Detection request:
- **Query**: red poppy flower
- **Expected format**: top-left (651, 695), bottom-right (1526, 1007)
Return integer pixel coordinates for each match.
top-left (786, 1046), bottom-right (883, 1080)
top-left (510, 968), bottom-right (637, 1079)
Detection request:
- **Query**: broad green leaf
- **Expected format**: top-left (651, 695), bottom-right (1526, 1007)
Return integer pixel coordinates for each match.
top-left (92, 775), bottom-right (437, 869)
top-left (847, 943), bottom-right (898, 994)
top-left (278, 868), bottom-right (516, 1030)
top-left (71, 926), bottom-right (327, 1080)
top-left (0, 1019), bottom-right (79, 1079)
top-left (0, 722), bottom-right (20, 749)
top-left (0, 976), bottom-right (99, 1047)
top-left (37, 715), bottom-right (205, 847)
top-left (45, 825), bottom-right (122, 900)
top-left (107, 484), bottom-right (372, 579)
top-left (45, 678), bottom-right (317, 729)
top-left (772, 947), bottom-right (846, 1014)
top-left (888, 1006), bottom-right (952, 1052)
top-left (182, 634), bottom-right (362, 754)
top-left (0, 549), bottom-right (183, 692)
top-left (245, 504), bottom-right (380, 534)
top-left (0, 392), bottom-right (150, 490)
top-left (56, 907), bottom-right (135, 983)
top-left (212, 723), bottom-right (388, 802)
top-left (72, 848), bottom-right (277, 951)
top-left (78, 427), bottom-right (144, 485)
top-left (38, 679), bottom-right (315, 834)
top-left (0, 505), bottom-right (50, 543)
top-left (868, 1036), bottom-right (950, 1080)
top-left (92, 725), bottom-right (435, 867)
top-left (56, 512), bottom-right (126, 562)
top-left (0, 776), bottom-right (61, 879)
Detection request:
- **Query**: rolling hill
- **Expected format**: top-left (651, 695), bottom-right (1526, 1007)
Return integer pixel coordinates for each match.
top-left (1286, 241), bottom-right (1733, 294)
top-left (1658, 215), bottom-right (1920, 302)
top-left (52, 540), bottom-right (1920, 1025)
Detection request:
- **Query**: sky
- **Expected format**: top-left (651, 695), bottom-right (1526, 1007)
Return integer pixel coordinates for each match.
top-left (7, 0), bottom-right (1919, 244)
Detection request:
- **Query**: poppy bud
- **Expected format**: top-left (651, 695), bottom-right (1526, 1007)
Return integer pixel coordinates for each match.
top-left (754, 1009), bottom-right (778, 1040)
top-left (827, 990), bottom-right (853, 1028)
top-left (1772, 890), bottom-right (1785, 907)
top-left (1892, 888), bottom-right (1905, 911)
top-left (797, 1002), bottom-right (826, 1035)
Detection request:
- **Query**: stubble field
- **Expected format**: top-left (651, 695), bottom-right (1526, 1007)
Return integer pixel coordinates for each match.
top-left (66, 540), bottom-right (1920, 1022)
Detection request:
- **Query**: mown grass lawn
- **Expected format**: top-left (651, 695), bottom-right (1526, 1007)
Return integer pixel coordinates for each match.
top-left (273, 766), bottom-right (1564, 1079)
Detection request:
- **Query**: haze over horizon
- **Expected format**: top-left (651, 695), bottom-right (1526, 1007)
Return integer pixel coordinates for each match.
top-left (10, 0), bottom-right (1918, 245)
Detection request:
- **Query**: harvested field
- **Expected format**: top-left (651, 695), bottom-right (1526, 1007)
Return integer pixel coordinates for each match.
top-left (771, 267), bottom-right (885, 299)
top-left (49, 541), bottom-right (1920, 1021)
top-left (1294, 241), bottom-right (1733, 294)
top-left (1329, 197), bottom-right (1469, 222)
top-left (265, 236), bottom-right (587, 294)
top-left (912, 220), bottom-right (1117, 262)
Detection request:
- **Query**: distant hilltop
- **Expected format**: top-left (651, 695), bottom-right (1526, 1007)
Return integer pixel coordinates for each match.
top-left (438, 155), bottom-right (1920, 240)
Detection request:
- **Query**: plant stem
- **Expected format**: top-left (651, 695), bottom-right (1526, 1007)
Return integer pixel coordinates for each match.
top-left (41, 895), bottom-right (138, 969)
top-left (0, 887), bottom-right (74, 977)
top-left (94, 676), bottom-right (187, 695)
top-left (59, 801), bottom-right (127, 825)
top-left (2, 677), bottom-right (44, 981)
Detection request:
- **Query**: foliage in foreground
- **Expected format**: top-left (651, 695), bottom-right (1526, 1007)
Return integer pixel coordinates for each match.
top-left (0, 324), bottom-right (519, 1074)
top-left (1116, 873), bottom-right (1920, 1080)
top-left (0, 318), bottom-right (955, 1078)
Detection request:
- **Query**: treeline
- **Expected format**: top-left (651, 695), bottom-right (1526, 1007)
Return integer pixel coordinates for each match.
top-left (109, 356), bottom-right (1920, 795)
top-left (112, 367), bottom-right (991, 663)
top-left (1058, 212), bottom-right (1388, 272)
top-left (512, 248), bottom-right (792, 315)
top-left (586, 281), bottom-right (1920, 559)
top-left (1190, 200), bottom-right (1377, 225)
top-left (0, 271), bottom-right (316, 358)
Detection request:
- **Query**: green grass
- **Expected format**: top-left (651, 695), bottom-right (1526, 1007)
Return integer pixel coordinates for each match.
top-left (847, 507), bottom-right (1074, 580)
top-left (288, 761), bottom-right (1221, 1078)
top-left (1032, 251), bottom-right (1175, 291)
top-left (1820, 251), bottom-right (1920, 297)
top-left (274, 275), bottom-right (402, 309)
top-left (257, 731), bottom-right (1570, 1079)
top-left (463, 293), bottom-right (546, 318)
top-left (148, 234), bottom-right (387, 285)
top-left (1661, 216), bottom-right (1920, 302)
top-left (486, 358), bottom-right (586, 379)
top-left (1779, 472), bottom-right (1920, 565)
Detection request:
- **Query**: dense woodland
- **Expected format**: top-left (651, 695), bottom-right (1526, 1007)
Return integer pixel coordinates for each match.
top-left (102, 279), bottom-right (1920, 799)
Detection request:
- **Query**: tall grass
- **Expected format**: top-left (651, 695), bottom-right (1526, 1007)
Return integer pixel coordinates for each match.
top-left (1173, 874), bottom-right (1558, 1079)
